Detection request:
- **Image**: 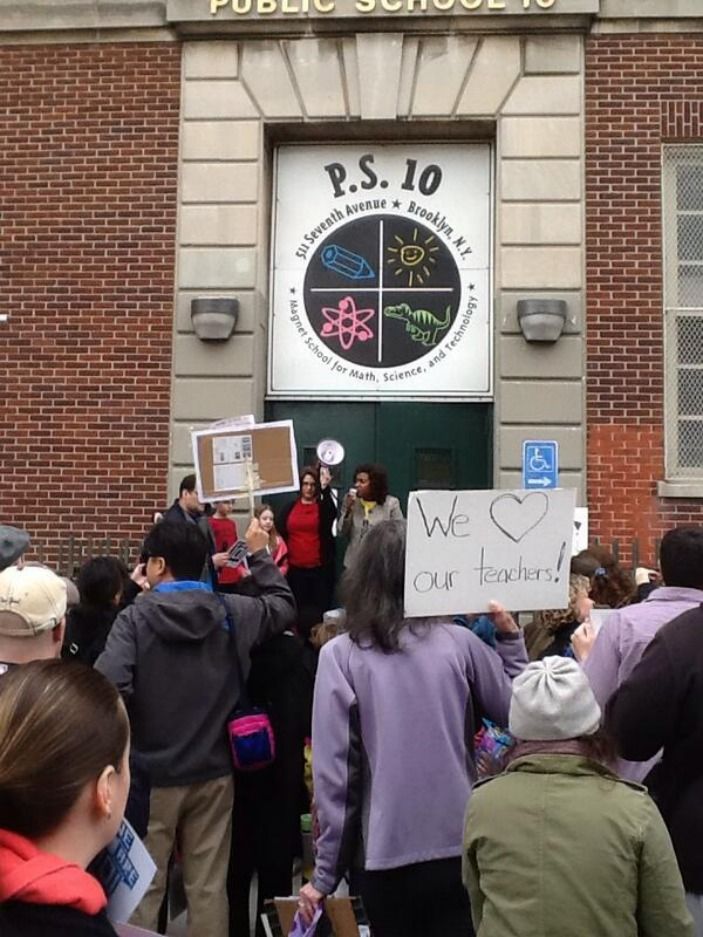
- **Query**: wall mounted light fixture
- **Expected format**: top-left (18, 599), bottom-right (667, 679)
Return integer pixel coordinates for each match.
top-left (517, 299), bottom-right (568, 343)
top-left (191, 297), bottom-right (239, 342)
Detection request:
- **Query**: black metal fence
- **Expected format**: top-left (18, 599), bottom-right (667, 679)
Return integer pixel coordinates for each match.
top-left (35, 535), bottom-right (659, 580)
top-left (590, 538), bottom-right (660, 571)
top-left (34, 538), bottom-right (142, 579)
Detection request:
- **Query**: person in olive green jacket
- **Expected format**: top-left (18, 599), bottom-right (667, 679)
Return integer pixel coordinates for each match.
top-left (463, 657), bottom-right (693, 937)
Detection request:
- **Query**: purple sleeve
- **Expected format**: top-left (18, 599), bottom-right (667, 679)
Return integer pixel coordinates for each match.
top-left (310, 640), bottom-right (358, 895)
top-left (467, 631), bottom-right (528, 728)
top-left (582, 614), bottom-right (622, 708)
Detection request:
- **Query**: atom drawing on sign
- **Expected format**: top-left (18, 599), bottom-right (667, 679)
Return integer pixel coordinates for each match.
top-left (383, 303), bottom-right (451, 348)
top-left (320, 296), bottom-right (375, 351)
top-left (321, 244), bottom-right (375, 280)
top-left (386, 228), bottom-right (439, 287)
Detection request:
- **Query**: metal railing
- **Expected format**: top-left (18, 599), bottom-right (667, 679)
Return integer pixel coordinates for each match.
top-left (32, 534), bottom-right (659, 581)
top-left (34, 538), bottom-right (142, 579)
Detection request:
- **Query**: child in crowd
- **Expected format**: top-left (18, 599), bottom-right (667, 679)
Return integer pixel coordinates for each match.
top-left (572, 546), bottom-right (635, 608)
top-left (463, 656), bottom-right (693, 937)
top-left (255, 503), bottom-right (288, 575)
top-left (524, 573), bottom-right (592, 660)
top-left (208, 500), bottom-right (247, 592)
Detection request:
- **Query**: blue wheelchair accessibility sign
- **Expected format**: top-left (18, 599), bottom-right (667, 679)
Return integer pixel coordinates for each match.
top-left (522, 440), bottom-right (559, 489)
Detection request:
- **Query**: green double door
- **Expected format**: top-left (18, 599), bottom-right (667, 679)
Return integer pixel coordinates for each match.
top-left (265, 400), bottom-right (492, 514)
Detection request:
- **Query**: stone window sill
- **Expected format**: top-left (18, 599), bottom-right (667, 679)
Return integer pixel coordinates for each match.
top-left (657, 480), bottom-right (703, 499)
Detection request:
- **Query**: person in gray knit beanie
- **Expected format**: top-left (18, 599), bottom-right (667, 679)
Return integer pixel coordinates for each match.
top-left (463, 657), bottom-right (694, 937)
top-left (509, 656), bottom-right (601, 741)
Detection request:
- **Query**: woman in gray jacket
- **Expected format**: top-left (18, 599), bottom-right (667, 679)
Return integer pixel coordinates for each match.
top-left (339, 463), bottom-right (403, 569)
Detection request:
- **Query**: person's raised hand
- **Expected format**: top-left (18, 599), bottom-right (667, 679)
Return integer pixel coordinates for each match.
top-left (245, 518), bottom-right (268, 555)
top-left (130, 561), bottom-right (149, 591)
top-left (319, 465), bottom-right (332, 490)
top-left (571, 618), bottom-right (597, 663)
top-left (488, 600), bottom-right (519, 635)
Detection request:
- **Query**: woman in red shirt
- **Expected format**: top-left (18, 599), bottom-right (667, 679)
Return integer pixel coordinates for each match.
top-left (277, 467), bottom-right (337, 640)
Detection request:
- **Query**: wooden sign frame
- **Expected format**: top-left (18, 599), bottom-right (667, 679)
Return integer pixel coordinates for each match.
top-left (191, 419), bottom-right (299, 503)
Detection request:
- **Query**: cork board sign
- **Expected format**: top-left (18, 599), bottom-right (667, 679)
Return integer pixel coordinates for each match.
top-left (191, 419), bottom-right (299, 502)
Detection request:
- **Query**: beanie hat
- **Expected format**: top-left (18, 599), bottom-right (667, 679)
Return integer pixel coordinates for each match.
top-left (0, 565), bottom-right (67, 637)
top-left (509, 657), bottom-right (601, 742)
top-left (0, 526), bottom-right (30, 571)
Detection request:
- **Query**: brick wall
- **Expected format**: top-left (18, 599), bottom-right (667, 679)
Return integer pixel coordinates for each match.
top-left (0, 42), bottom-right (181, 564)
top-left (586, 35), bottom-right (703, 564)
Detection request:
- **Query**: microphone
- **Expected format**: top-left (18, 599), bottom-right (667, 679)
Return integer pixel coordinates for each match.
top-left (344, 487), bottom-right (358, 515)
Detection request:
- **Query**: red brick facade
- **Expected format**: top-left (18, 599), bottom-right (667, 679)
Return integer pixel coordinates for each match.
top-left (4, 32), bottom-right (703, 569)
top-left (0, 43), bottom-right (181, 563)
top-left (586, 35), bottom-right (703, 564)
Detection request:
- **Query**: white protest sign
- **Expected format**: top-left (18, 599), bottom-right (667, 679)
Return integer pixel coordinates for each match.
top-left (92, 819), bottom-right (157, 924)
top-left (404, 488), bottom-right (577, 616)
top-left (573, 506), bottom-right (588, 555)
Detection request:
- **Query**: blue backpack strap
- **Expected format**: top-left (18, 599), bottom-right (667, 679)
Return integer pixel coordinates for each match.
top-left (216, 594), bottom-right (250, 709)
top-left (216, 592), bottom-right (235, 633)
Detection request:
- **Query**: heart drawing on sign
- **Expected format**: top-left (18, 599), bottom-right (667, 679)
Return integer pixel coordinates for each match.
top-left (489, 492), bottom-right (549, 543)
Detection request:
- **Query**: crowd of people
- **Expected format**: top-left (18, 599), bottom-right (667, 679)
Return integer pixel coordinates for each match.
top-left (1, 474), bottom-right (703, 937)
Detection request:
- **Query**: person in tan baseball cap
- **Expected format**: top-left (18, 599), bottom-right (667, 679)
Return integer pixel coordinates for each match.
top-left (0, 564), bottom-right (68, 671)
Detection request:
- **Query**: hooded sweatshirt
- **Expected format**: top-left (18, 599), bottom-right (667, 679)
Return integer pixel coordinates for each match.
top-left (95, 550), bottom-right (295, 787)
top-left (0, 829), bottom-right (116, 937)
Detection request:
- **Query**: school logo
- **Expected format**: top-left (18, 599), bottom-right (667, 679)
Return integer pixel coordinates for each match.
top-left (270, 144), bottom-right (491, 398)
top-left (303, 215), bottom-right (461, 368)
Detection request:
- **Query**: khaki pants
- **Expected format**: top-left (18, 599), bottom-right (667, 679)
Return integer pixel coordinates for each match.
top-left (132, 775), bottom-right (234, 937)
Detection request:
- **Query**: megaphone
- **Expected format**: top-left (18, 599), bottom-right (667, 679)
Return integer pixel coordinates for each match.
top-left (316, 439), bottom-right (345, 467)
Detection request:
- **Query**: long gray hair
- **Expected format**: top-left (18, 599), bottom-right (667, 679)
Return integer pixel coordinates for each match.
top-left (341, 519), bottom-right (412, 652)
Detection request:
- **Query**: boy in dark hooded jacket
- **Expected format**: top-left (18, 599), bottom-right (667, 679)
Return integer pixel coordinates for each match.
top-left (96, 519), bottom-right (296, 937)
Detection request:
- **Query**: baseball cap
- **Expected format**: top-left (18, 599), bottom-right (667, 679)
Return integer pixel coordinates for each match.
top-left (0, 565), bottom-right (68, 637)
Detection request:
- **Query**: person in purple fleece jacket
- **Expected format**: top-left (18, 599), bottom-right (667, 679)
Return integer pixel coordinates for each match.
top-left (571, 525), bottom-right (703, 782)
top-left (297, 519), bottom-right (528, 937)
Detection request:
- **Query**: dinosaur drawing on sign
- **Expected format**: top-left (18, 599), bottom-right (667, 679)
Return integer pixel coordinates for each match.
top-left (383, 303), bottom-right (451, 347)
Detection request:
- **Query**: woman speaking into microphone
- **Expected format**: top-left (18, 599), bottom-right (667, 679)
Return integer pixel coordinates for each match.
top-left (340, 463), bottom-right (403, 569)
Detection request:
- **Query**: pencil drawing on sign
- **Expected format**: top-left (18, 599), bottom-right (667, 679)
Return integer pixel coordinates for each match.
top-left (489, 492), bottom-right (549, 543)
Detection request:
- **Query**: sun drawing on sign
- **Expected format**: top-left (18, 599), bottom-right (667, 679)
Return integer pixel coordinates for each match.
top-left (387, 228), bottom-right (439, 287)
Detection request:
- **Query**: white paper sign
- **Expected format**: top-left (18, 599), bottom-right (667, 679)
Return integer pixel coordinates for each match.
top-left (573, 507), bottom-right (588, 555)
top-left (404, 488), bottom-right (577, 616)
top-left (92, 819), bottom-right (157, 924)
top-left (270, 143), bottom-right (492, 400)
